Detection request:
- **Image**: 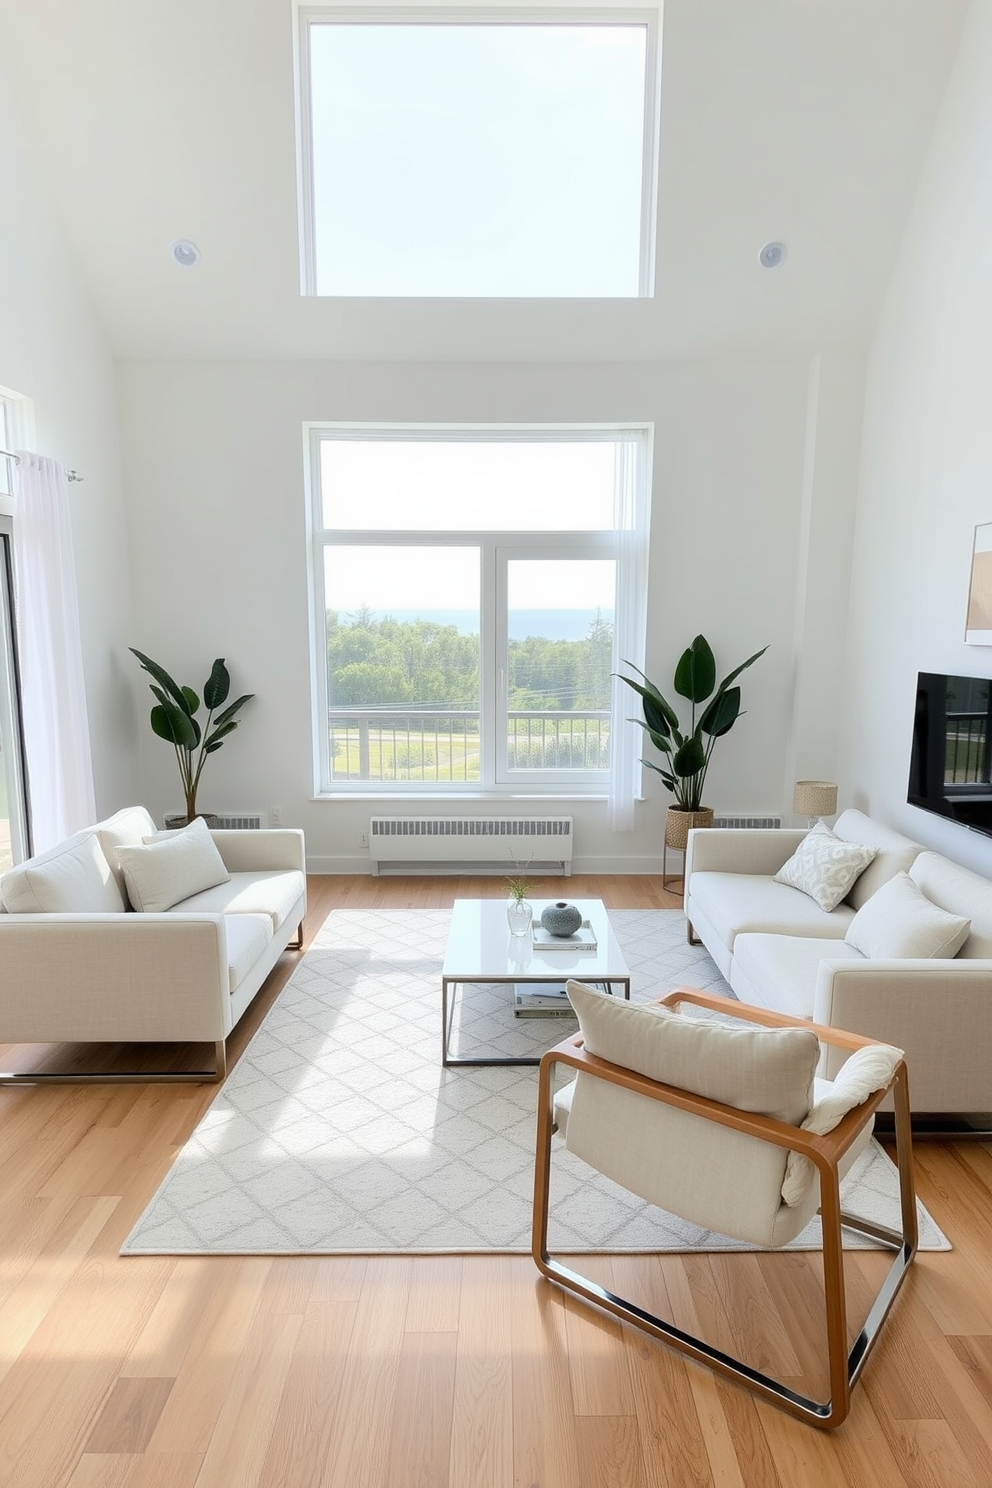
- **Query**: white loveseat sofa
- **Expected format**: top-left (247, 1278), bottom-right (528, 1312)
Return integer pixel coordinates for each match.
top-left (684, 808), bottom-right (992, 1116)
top-left (0, 806), bottom-right (306, 1083)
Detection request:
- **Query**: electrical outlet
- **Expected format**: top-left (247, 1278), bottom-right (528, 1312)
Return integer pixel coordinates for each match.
top-left (360, 831), bottom-right (368, 847)
top-left (270, 806), bottom-right (283, 826)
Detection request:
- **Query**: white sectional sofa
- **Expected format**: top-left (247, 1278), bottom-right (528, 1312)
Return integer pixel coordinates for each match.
top-left (0, 806), bottom-right (306, 1082)
top-left (684, 808), bottom-right (992, 1116)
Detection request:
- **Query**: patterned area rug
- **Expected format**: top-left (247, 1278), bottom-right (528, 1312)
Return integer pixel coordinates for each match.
top-left (121, 908), bottom-right (949, 1255)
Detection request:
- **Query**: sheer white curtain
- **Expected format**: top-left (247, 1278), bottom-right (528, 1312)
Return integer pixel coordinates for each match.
top-left (609, 432), bottom-right (651, 831)
top-left (13, 452), bottom-right (96, 851)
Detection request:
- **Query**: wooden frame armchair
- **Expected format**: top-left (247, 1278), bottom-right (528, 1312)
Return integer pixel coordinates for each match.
top-left (532, 988), bottom-right (917, 1429)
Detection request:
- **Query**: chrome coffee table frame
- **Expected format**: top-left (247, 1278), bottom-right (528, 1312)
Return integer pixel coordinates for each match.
top-left (441, 897), bottom-right (631, 1067)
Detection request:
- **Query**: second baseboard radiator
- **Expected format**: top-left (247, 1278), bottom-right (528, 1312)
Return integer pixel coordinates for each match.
top-left (713, 814), bottom-right (783, 829)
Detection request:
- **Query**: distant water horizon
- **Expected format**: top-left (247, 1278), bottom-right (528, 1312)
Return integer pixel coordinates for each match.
top-left (356, 608), bottom-right (614, 642)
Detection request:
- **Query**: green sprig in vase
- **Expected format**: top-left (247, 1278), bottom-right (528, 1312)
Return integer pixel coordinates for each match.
top-left (505, 873), bottom-right (533, 937)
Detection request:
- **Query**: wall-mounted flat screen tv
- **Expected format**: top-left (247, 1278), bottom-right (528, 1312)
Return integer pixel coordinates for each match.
top-left (908, 671), bottom-right (992, 836)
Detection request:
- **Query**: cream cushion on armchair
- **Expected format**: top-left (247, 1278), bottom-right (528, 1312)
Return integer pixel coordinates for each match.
top-left (560, 981), bottom-right (826, 1247)
top-left (558, 982), bottom-right (888, 1246)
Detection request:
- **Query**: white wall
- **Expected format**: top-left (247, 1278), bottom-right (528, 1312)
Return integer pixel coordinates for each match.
top-left (842, 0), bottom-right (992, 874)
top-left (0, 63), bottom-right (139, 815)
top-left (117, 352), bottom-right (863, 871)
top-left (0, 34), bottom-right (871, 871)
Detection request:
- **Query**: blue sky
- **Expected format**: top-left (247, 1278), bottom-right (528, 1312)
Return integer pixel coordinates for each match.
top-left (309, 20), bottom-right (647, 297)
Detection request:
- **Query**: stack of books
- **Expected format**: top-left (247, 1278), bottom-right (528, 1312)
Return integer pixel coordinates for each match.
top-left (531, 919), bottom-right (598, 952)
top-left (513, 982), bottom-right (576, 1018)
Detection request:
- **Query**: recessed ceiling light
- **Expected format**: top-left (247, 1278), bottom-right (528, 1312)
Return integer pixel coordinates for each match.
top-left (758, 241), bottom-right (787, 269)
top-left (170, 239), bottom-right (200, 268)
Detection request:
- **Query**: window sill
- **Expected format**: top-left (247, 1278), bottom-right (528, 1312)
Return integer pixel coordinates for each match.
top-left (312, 791), bottom-right (610, 805)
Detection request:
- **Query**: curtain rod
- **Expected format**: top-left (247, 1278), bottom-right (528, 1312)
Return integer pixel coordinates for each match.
top-left (0, 446), bottom-right (84, 482)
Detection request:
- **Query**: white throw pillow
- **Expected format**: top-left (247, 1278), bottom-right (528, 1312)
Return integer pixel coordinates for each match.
top-left (844, 871), bottom-right (971, 959)
top-left (0, 831), bottom-right (126, 913)
top-left (117, 816), bottom-right (231, 912)
top-left (565, 980), bottom-right (818, 1126)
top-left (781, 1041), bottom-right (904, 1206)
top-left (773, 822), bottom-right (878, 913)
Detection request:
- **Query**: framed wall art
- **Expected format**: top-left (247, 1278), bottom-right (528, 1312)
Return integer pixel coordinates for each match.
top-left (965, 522), bottom-right (992, 644)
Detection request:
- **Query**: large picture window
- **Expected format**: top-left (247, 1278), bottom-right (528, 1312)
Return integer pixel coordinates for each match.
top-left (308, 428), bottom-right (651, 802)
top-left (298, 9), bottom-right (659, 297)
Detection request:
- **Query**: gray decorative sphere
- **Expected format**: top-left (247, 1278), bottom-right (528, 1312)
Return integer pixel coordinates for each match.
top-left (540, 901), bottom-right (583, 937)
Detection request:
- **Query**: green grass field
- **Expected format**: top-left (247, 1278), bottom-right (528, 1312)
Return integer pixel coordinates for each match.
top-left (330, 720), bottom-right (609, 781)
top-left (331, 731), bottom-right (483, 782)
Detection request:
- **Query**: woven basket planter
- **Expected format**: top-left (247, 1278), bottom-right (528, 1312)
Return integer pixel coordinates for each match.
top-left (664, 807), bottom-right (715, 852)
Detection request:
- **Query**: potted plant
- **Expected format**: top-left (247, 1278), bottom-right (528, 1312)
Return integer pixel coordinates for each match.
top-left (617, 635), bottom-right (767, 851)
top-left (130, 648), bottom-right (254, 827)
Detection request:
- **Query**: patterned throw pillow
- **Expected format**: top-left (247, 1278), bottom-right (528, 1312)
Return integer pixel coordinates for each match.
top-left (774, 822), bottom-right (877, 913)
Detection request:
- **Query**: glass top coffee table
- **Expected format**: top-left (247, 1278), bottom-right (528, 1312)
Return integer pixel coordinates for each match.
top-left (441, 897), bottom-right (631, 1067)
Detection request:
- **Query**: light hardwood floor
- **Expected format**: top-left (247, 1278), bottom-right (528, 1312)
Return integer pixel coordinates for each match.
top-left (1, 874), bottom-right (991, 1487)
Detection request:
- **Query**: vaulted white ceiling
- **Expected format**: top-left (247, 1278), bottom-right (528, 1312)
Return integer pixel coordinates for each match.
top-left (0, 0), bottom-right (969, 361)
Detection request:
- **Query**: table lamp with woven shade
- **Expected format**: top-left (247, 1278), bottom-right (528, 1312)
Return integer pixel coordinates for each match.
top-left (793, 780), bottom-right (838, 828)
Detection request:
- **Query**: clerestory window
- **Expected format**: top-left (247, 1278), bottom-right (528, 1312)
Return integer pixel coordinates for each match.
top-left (307, 426), bottom-right (651, 802)
top-left (297, 8), bottom-right (660, 297)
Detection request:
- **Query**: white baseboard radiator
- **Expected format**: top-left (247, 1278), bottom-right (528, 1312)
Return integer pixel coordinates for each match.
top-left (713, 814), bottom-right (782, 829)
top-left (369, 816), bottom-right (573, 876)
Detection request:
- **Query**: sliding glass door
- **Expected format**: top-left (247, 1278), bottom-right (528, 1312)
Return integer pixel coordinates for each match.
top-left (0, 519), bottom-right (29, 867)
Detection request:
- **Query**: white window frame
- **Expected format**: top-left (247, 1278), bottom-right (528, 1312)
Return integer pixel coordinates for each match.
top-left (0, 390), bottom-right (37, 860)
top-left (0, 513), bottom-right (30, 863)
top-left (0, 395), bottom-right (17, 500)
top-left (295, 5), bottom-right (661, 299)
top-left (305, 423), bottom-right (651, 800)
top-left (493, 540), bottom-right (617, 786)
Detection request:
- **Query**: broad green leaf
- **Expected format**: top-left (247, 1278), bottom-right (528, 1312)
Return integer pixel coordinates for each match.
top-left (716, 645), bottom-right (769, 695)
top-left (616, 668), bottom-right (677, 735)
top-left (130, 648), bottom-right (192, 715)
top-left (641, 695), bottom-right (673, 739)
top-left (212, 693), bottom-right (254, 729)
top-left (631, 719), bottom-right (674, 756)
top-left (203, 658), bottom-right (231, 710)
top-left (642, 760), bottom-right (677, 790)
top-left (674, 636), bottom-right (716, 704)
top-left (672, 736), bottom-right (705, 777)
top-left (150, 702), bottom-right (197, 749)
top-left (181, 686), bottom-right (200, 715)
top-left (204, 720), bottom-right (238, 749)
top-left (700, 687), bottom-right (741, 738)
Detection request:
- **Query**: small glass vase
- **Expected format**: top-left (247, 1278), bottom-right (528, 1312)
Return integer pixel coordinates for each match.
top-left (506, 896), bottom-right (533, 936)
